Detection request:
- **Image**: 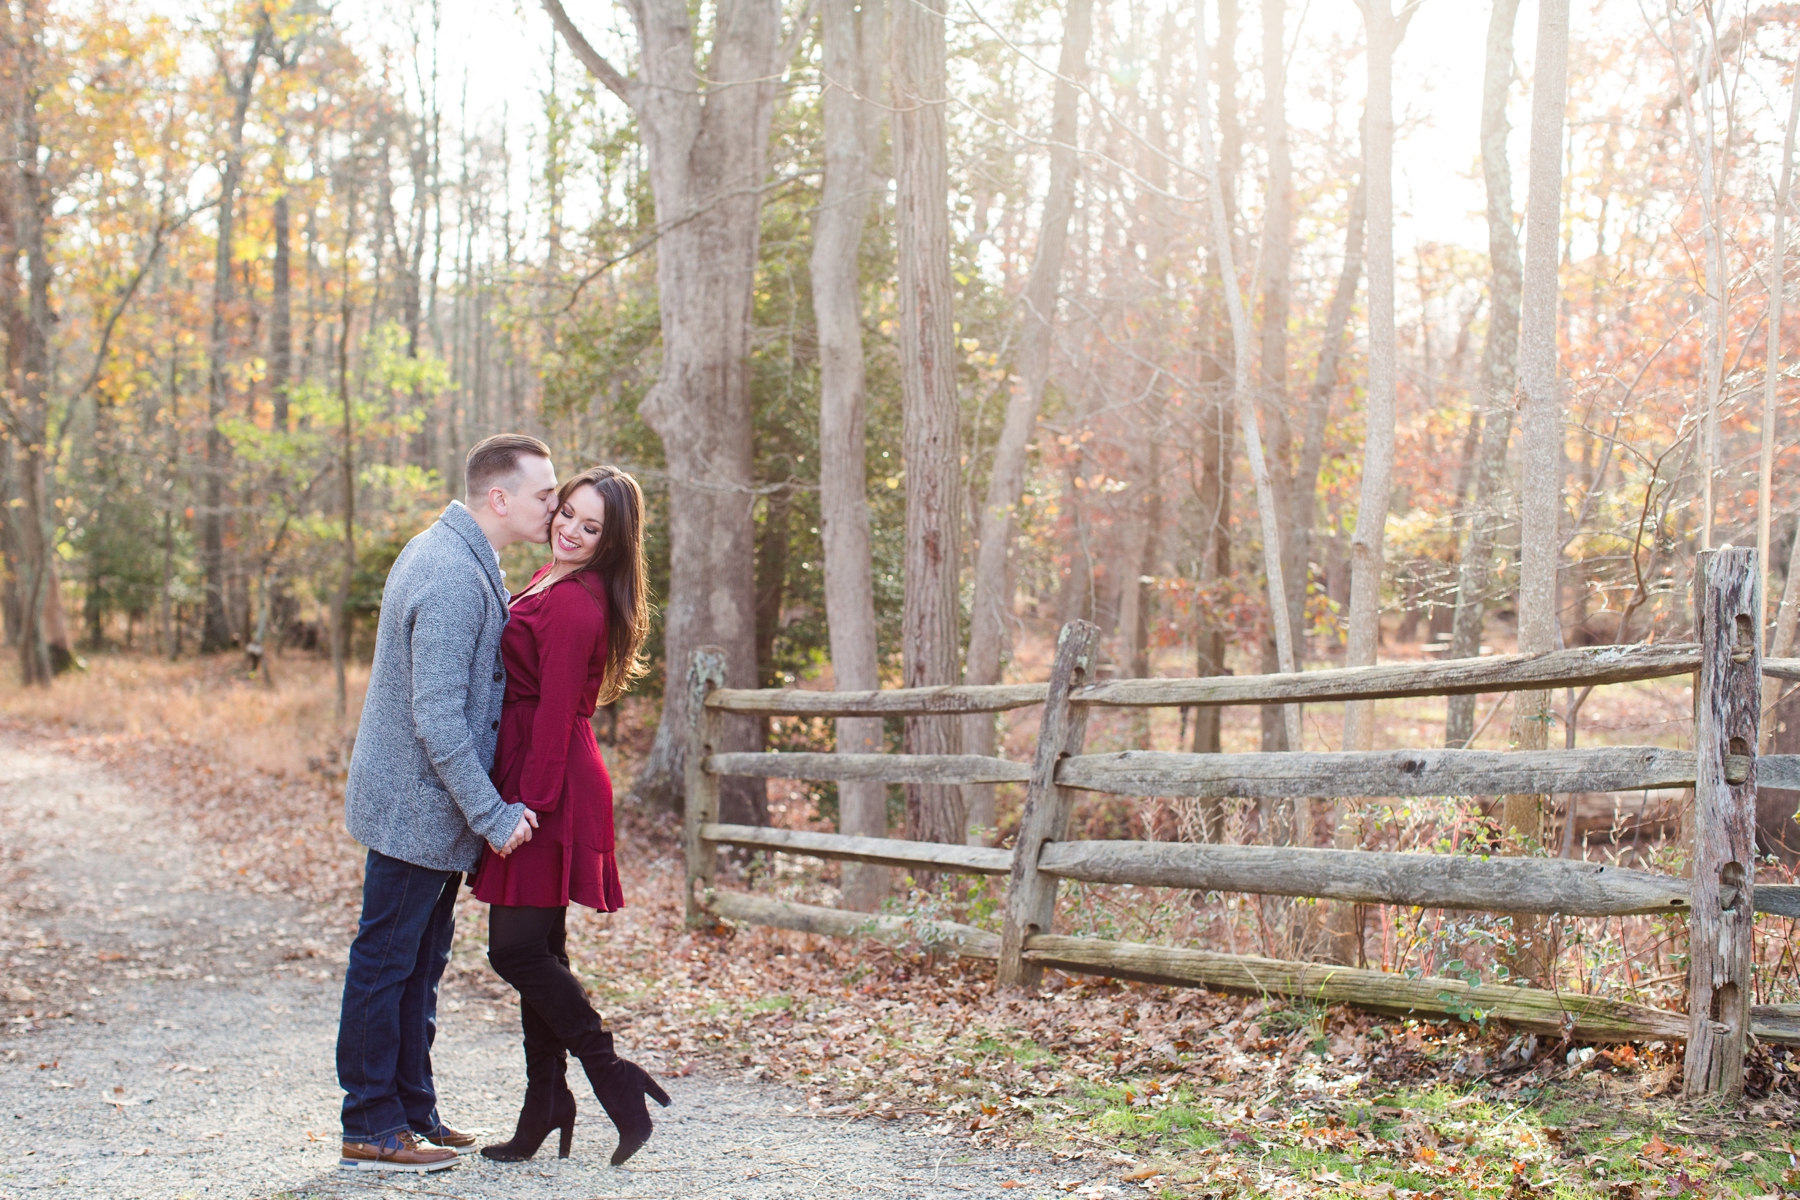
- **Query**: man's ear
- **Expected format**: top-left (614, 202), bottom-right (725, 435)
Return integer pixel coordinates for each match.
top-left (487, 486), bottom-right (509, 515)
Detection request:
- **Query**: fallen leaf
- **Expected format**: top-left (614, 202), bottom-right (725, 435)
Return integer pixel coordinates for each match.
top-left (1122, 1167), bottom-right (1162, 1181)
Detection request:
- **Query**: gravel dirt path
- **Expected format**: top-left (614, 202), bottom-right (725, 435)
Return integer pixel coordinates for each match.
top-left (0, 736), bottom-right (1078, 1199)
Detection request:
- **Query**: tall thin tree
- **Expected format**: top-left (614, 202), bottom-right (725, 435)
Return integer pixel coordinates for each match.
top-left (1341, 0), bottom-right (1418, 755)
top-left (812, 0), bottom-right (888, 907)
top-left (962, 0), bottom-right (1094, 840)
top-left (1759, 57), bottom-right (1800, 748)
top-left (200, 16), bottom-right (271, 653)
top-left (1502, 0), bottom-right (1570, 987)
top-left (893, 0), bottom-right (965, 845)
top-left (1194, 0), bottom-right (1301, 767)
top-left (1445, 0), bottom-right (1524, 749)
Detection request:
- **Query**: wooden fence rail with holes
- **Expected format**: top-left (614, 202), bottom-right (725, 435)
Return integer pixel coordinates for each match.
top-left (681, 548), bottom-right (1777, 1101)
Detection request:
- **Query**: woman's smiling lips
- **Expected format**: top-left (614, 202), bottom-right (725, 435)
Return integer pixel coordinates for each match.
top-left (557, 529), bottom-right (581, 553)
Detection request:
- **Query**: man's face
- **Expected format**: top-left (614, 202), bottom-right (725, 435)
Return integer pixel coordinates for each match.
top-left (494, 455), bottom-right (559, 545)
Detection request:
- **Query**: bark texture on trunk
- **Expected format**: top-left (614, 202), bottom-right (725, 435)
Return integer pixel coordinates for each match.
top-left (201, 26), bottom-right (270, 653)
top-left (1341, 0), bottom-right (1413, 754)
top-left (271, 191), bottom-right (292, 428)
top-left (1189, 0), bottom-right (1240, 825)
top-left (1505, 0), bottom-right (1570, 855)
top-left (0, 3), bottom-right (65, 683)
top-left (813, 0), bottom-right (888, 907)
top-left (1296, 176), bottom-right (1365, 605)
top-left (893, 0), bottom-right (964, 846)
top-left (1256, 0), bottom-right (1299, 763)
top-left (961, 0), bottom-right (1093, 838)
top-left (1445, 0), bottom-right (1524, 749)
top-left (1679, 9), bottom-right (1726, 552)
top-left (544, 0), bottom-right (785, 823)
top-left (1190, 344), bottom-right (1232, 789)
top-left (1757, 58), bottom-right (1800, 749)
top-left (1194, 0), bottom-right (1301, 766)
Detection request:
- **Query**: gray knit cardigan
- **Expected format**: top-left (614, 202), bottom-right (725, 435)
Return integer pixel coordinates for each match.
top-left (344, 501), bottom-right (521, 872)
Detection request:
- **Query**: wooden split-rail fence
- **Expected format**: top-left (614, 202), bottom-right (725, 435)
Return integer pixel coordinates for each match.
top-left (681, 546), bottom-right (1800, 1101)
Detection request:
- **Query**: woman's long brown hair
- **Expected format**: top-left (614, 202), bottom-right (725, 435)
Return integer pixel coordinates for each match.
top-left (552, 466), bottom-right (650, 705)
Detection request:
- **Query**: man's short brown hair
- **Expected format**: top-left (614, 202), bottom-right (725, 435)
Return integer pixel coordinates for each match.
top-left (464, 433), bottom-right (552, 502)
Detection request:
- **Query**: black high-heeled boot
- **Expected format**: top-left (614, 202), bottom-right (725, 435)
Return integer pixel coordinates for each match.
top-left (576, 1030), bottom-right (671, 1166)
top-left (481, 1035), bottom-right (577, 1162)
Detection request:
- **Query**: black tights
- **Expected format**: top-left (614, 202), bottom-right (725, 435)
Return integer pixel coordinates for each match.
top-left (487, 905), bottom-right (606, 1060)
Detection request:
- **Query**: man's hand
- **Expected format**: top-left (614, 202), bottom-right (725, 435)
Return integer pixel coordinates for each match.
top-left (497, 807), bottom-right (539, 857)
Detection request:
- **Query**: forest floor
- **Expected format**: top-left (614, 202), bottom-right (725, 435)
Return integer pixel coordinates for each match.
top-left (0, 651), bottom-right (1796, 1198)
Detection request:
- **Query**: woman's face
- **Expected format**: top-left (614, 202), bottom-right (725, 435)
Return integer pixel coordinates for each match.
top-left (550, 483), bottom-right (606, 567)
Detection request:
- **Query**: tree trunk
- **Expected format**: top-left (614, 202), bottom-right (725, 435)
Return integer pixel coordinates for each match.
top-left (1258, 0), bottom-right (1299, 767)
top-left (1189, 0), bottom-right (1242, 831)
top-left (271, 190), bottom-right (292, 428)
top-left (961, 0), bottom-right (1093, 837)
top-left (1503, 0), bottom-right (1570, 985)
top-left (1341, 0), bottom-right (1414, 753)
top-left (813, 0), bottom-right (889, 908)
top-left (1508, 0), bottom-right (1571, 821)
top-left (894, 0), bottom-right (964, 846)
top-left (201, 26), bottom-right (269, 653)
top-left (753, 486), bottom-right (791, 686)
top-left (1195, 0), bottom-right (1300, 764)
top-left (0, 4), bottom-right (59, 684)
top-left (1294, 176), bottom-right (1365, 633)
top-left (0, 435), bottom-right (18, 647)
top-left (543, 0), bottom-right (786, 825)
top-left (1191, 343), bottom-right (1232, 797)
top-left (1679, 8), bottom-right (1726, 552)
top-left (1446, 0), bottom-right (1524, 749)
top-left (332, 186), bottom-right (358, 721)
top-left (1761, 54), bottom-right (1800, 691)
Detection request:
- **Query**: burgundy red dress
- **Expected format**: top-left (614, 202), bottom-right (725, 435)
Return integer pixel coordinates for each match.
top-left (470, 565), bottom-right (624, 912)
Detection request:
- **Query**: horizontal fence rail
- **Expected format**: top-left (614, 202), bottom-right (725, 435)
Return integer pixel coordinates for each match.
top-left (702, 823), bottom-right (1013, 876)
top-left (709, 745), bottom-right (1754, 799)
top-left (1071, 643), bottom-right (1704, 709)
top-left (1056, 747), bottom-right (1749, 800)
top-left (1758, 755), bottom-right (1800, 790)
top-left (700, 890), bottom-right (1800, 1045)
top-left (706, 682), bottom-right (1049, 717)
top-left (708, 889), bottom-right (1001, 957)
top-left (1035, 841), bottom-right (1691, 916)
top-left (706, 644), bottom-right (1709, 718)
top-left (700, 823), bottom-right (1800, 917)
top-left (704, 752), bottom-right (1032, 786)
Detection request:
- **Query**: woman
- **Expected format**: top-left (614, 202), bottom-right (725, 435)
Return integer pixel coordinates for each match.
top-left (470, 465), bottom-right (670, 1166)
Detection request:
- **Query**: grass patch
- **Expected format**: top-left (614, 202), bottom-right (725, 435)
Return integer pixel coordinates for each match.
top-left (1018, 1072), bottom-right (1798, 1196)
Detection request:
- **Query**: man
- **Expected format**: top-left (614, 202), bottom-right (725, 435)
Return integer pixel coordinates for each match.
top-left (336, 434), bottom-right (558, 1173)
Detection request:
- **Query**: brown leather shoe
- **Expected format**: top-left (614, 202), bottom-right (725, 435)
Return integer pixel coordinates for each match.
top-left (339, 1131), bottom-right (460, 1172)
top-left (419, 1124), bottom-right (475, 1149)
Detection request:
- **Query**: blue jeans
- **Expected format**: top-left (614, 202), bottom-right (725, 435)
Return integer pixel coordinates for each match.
top-left (337, 849), bottom-right (461, 1142)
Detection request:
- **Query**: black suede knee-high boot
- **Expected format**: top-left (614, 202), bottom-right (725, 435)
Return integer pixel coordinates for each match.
top-left (489, 906), bottom-right (670, 1166)
top-left (575, 1030), bottom-right (671, 1166)
top-left (481, 1001), bottom-right (577, 1162)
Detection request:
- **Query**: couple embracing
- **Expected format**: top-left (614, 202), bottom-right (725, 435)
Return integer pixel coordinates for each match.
top-left (333, 434), bottom-right (669, 1173)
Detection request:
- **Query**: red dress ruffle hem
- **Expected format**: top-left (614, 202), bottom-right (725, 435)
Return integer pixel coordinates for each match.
top-left (470, 566), bottom-right (624, 912)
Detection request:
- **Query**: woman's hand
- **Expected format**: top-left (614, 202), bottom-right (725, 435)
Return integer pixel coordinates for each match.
top-left (497, 806), bottom-right (540, 857)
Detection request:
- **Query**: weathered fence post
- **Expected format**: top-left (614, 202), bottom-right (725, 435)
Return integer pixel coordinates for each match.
top-left (684, 646), bottom-right (729, 923)
top-left (999, 619), bottom-right (1099, 988)
top-left (1684, 547), bottom-right (1760, 1100)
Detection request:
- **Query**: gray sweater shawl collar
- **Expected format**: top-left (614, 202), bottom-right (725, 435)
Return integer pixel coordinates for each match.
top-left (438, 501), bottom-right (510, 605)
